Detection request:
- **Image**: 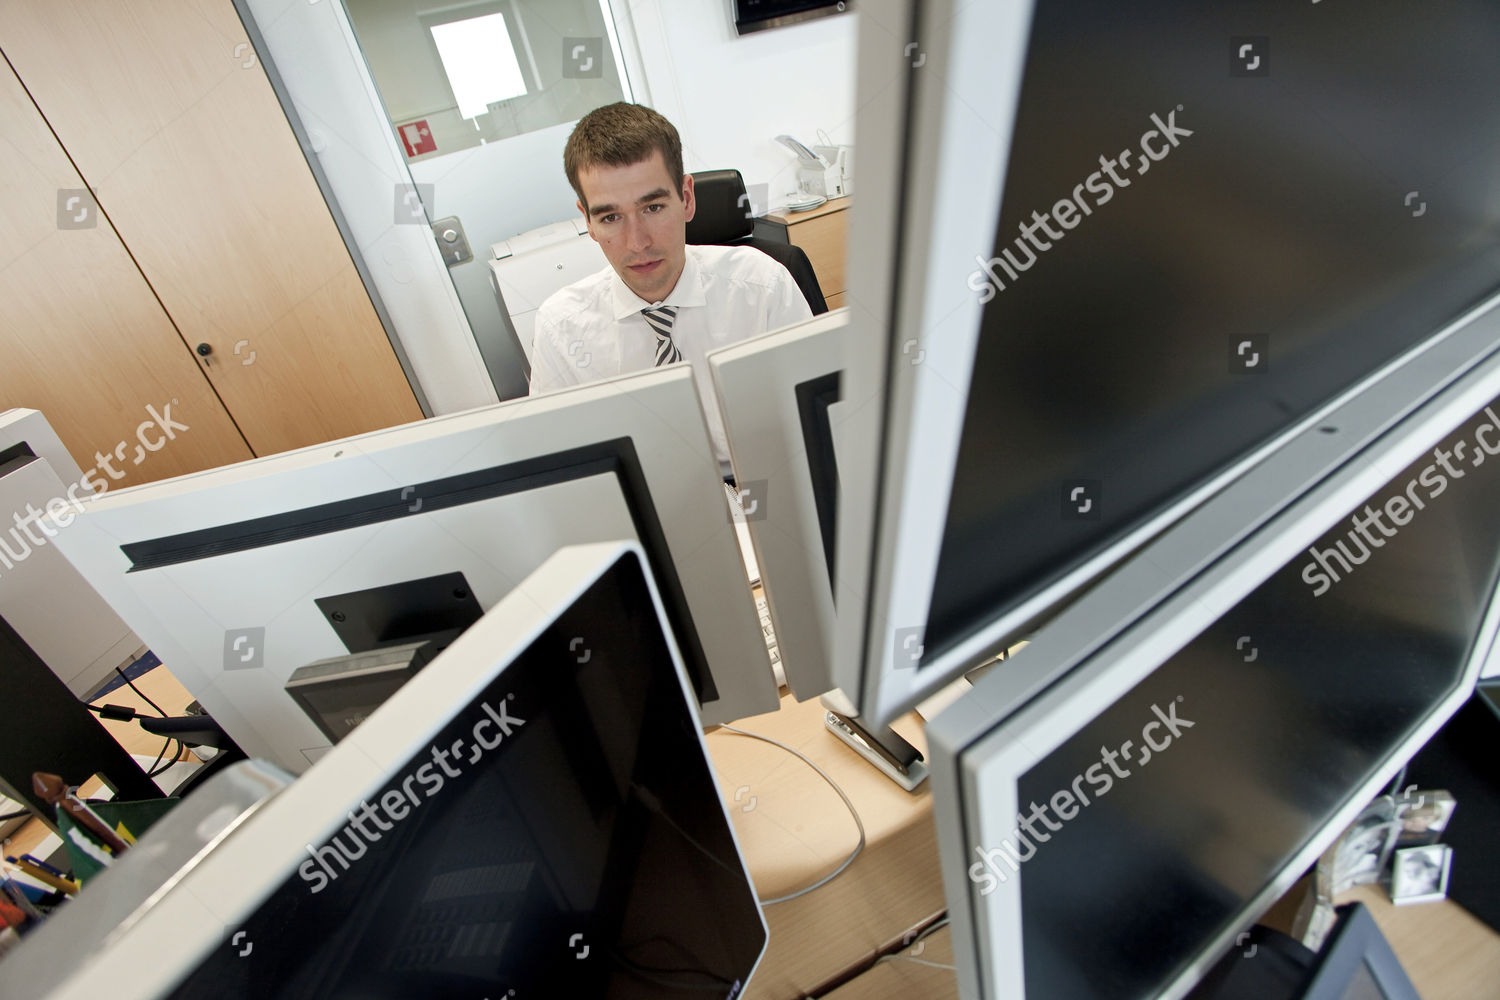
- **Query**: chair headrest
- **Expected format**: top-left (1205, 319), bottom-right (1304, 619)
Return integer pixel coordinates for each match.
top-left (685, 169), bottom-right (754, 244)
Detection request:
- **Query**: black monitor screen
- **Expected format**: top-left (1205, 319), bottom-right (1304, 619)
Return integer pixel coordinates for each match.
top-left (1005, 395), bottom-right (1500, 998)
top-left (926, 0), bottom-right (1500, 665)
top-left (166, 554), bottom-right (765, 998)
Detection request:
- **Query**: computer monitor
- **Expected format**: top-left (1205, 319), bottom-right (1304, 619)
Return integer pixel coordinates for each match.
top-left (0, 409), bottom-right (143, 698)
top-left (0, 409), bottom-right (89, 491)
top-left (14, 541), bottom-right (768, 1000)
top-left (709, 310), bottom-right (847, 699)
top-left (835, 0), bottom-right (1500, 724)
top-left (1187, 904), bottom-right (1420, 1000)
top-left (50, 367), bottom-right (778, 775)
top-left (927, 302), bottom-right (1500, 999)
top-left (1296, 905), bottom-right (1420, 1000)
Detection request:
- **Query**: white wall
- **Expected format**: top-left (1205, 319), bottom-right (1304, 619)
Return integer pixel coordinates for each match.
top-left (404, 1), bottom-right (863, 249)
top-left (625, 1), bottom-right (858, 213)
top-left (350, 0), bottom-right (630, 164)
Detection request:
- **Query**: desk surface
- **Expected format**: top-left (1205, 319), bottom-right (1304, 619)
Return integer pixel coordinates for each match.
top-left (764, 196), bottom-right (851, 227)
top-left (824, 926), bottom-right (959, 1000)
top-left (705, 692), bottom-right (944, 1000)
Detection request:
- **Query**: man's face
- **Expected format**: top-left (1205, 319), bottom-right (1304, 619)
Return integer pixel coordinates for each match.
top-left (576, 150), bottom-right (695, 304)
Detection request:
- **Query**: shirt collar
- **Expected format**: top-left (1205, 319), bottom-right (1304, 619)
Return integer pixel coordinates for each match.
top-left (609, 245), bottom-right (708, 321)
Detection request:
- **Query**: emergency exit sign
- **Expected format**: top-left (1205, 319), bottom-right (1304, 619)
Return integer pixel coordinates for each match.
top-left (400, 120), bottom-right (437, 158)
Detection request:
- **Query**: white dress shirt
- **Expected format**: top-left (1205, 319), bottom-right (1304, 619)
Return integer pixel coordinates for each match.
top-left (528, 244), bottom-right (814, 470)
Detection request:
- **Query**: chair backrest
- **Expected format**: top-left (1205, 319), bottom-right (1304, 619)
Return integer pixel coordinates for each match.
top-left (740, 238), bottom-right (828, 315)
top-left (686, 169), bottom-right (757, 243)
top-left (687, 169), bottom-right (828, 315)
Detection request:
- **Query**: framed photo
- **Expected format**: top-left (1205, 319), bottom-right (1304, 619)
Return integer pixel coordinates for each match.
top-left (1390, 844), bottom-right (1453, 905)
top-left (1395, 789), bottom-right (1457, 848)
top-left (1333, 797), bottom-right (1401, 894)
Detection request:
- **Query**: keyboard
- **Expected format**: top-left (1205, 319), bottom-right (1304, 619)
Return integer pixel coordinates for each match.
top-left (755, 594), bottom-right (780, 668)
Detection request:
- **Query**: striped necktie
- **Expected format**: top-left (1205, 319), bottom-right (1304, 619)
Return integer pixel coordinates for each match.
top-left (642, 305), bottom-right (682, 366)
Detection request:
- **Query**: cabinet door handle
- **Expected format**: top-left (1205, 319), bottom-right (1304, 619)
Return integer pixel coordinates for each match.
top-left (196, 343), bottom-right (213, 357)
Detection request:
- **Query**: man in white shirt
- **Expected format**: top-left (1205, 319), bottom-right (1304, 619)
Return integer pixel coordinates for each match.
top-left (529, 103), bottom-right (813, 473)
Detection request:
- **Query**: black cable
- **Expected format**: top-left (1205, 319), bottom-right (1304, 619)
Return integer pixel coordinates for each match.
top-left (0, 810), bottom-right (31, 823)
top-left (144, 737), bottom-right (180, 779)
top-left (144, 735), bottom-right (170, 777)
top-left (82, 699), bottom-right (184, 781)
top-left (718, 725), bottom-right (865, 904)
top-left (154, 742), bottom-right (185, 778)
top-left (111, 664), bottom-right (167, 717)
top-left (83, 703), bottom-right (138, 721)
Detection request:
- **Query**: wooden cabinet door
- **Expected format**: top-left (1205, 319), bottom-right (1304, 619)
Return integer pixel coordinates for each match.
top-left (787, 207), bottom-right (850, 301)
top-left (0, 58), bottom-right (253, 486)
top-left (0, 0), bottom-right (425, 458)
top-left (765, 198), bottom-right (851, 301)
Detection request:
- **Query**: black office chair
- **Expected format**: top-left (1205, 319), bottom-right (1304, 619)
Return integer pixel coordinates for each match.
top-left (685, 169), bottom-right (829, 315)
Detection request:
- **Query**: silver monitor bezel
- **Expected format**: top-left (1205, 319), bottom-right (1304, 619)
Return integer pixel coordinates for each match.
top-left (50, 366), bottom-right (778, 775)
top-left (928, 297), bottom-right (1500, 1000)
top-left (834, 0), bottom-right (1037, 725)
top-left (836, 0), bottom-right (1500, 727)
top-left (709, 309), bottom-right (848, 699)
top-left (38, 541), bottom-right (770, 1000)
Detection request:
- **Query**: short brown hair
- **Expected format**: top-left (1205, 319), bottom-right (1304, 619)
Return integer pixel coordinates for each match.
top-left (564, 103), bottom-right (685, 210)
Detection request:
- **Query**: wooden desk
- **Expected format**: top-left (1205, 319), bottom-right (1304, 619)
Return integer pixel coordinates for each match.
top-left (824, 926), bottom-right (960, 1000)
top-left (706, 691), bottom-right (944, 999)
top-left (758, 197), bottom-right (851, 311)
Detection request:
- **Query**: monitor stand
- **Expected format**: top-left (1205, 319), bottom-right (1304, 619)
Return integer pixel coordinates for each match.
top-left (820, 693), bottom-right (928, 792)
top-left (315, 571), bottom-right (484, 654)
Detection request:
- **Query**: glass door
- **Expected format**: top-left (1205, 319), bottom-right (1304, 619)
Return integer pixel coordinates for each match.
top-left (237, 0), bottom-right (639, 404)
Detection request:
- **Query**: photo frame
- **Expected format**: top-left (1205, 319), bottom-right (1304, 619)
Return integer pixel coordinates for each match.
top-left (1333, 797), bottom-right (1401, 894)
top-left (1390, 844), bottom-right (1453, 905)
top-left (1394, 789), bottom-right (1457, 849)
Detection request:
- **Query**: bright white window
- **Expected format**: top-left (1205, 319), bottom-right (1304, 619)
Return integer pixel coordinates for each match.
top-left (429, 12), bottom-right (528, 120)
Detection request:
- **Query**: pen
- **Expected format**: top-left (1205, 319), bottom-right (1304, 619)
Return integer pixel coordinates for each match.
top-left (6, 857), bottom-right (78, 895)
top-left (18, 854), bottom-right (69, 879)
